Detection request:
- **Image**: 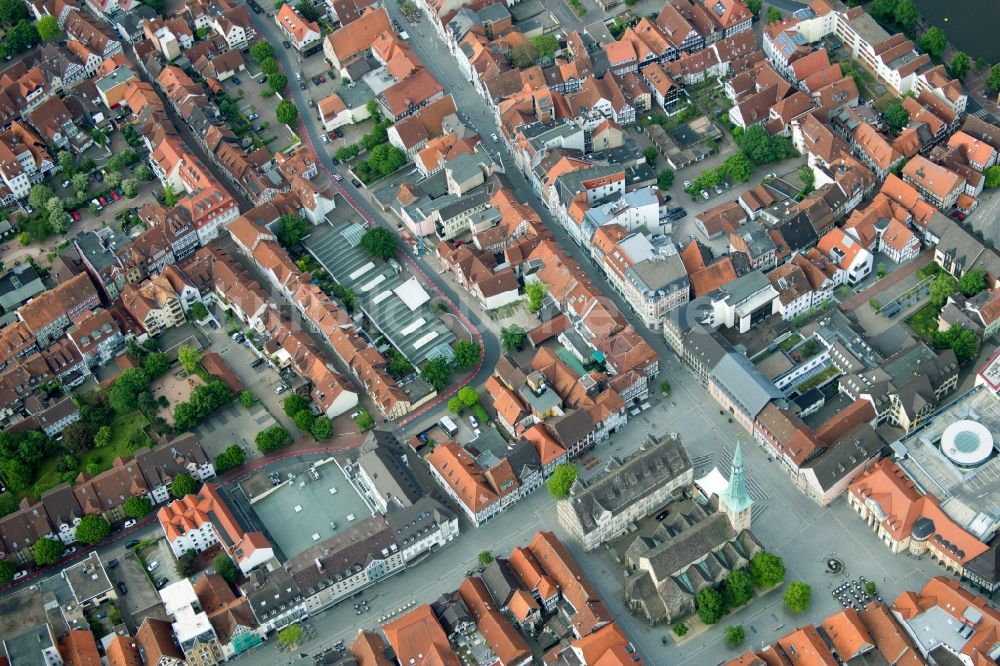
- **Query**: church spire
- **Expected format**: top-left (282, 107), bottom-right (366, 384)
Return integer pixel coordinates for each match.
top-left (720, 441), bottom-right (753, 531)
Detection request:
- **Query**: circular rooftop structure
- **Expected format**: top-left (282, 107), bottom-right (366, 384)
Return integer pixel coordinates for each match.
top-left (941, 420), bottom-right (994, 468)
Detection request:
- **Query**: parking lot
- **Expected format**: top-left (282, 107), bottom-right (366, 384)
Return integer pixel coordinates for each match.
top-left (106, 549), bottom-right (167, 631)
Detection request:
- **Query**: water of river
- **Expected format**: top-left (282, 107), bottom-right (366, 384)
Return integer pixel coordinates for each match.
top-left (912, 0), bottom-right (1000, 63)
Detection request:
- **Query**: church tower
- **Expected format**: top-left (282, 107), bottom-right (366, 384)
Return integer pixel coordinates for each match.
top-left (719, 442), bottom-right (753, 532)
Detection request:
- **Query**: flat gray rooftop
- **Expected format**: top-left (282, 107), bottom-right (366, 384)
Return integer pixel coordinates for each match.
top-left (305, 221), bottom-right (456, 365)
top-left (893, 387), bottom-right (1000, 538)
top-left (246, 459), bottom-right (373, 559)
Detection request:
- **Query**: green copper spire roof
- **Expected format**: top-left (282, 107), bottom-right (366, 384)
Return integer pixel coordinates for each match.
top-left (721, 441), bottom-right (753, 515)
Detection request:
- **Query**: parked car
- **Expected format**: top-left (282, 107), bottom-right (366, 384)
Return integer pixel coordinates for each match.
top-left (247, 113), bottom-right (259, 121)
top-left (713, 184), bottom-right (723, 195)
top-left (351, 178), bottom-right (362, 188)
top-left (155, 577), bottom-right (169, 589)
top-left (330, 157), bottom-right (339, 165)
top-left (321, 134), bottom-right (329, 143)
top-left (469, 415), bottom-right (479, 428)
top-left (662, 193), bottom-right (672, 202)
top-left (275, 384), bottom-right (289, 394)
top-left (282, 40), bottom-right (291, 49)
top-left (951, 210), bottom-right (966, 221)
top-left (333, 173), bottom-right (343, 181)
top-left (250, 358), bottom-right (264, 368)
top-left (683, 180), bottom-right (692, 188)
top-left (295, 71), bottom-right (302, 81)
top-left (700, 190), bottom-right (710, 200)
top-left (334, 129), bottom-right (343, 137)
top-left (299, 82), bottom-right (306, 90)
top-left (111, 190), bottom-right (121, 201)
top-left (327, 70), bottom-right (336, 79)
top-left (491, 133), bottom-right (499, 142)
top-left (232, 76), bottom-right (241, 85)
top-left (117, 581), bottom-right (128, 595)
top-left (123, 519), bottom-right (136, 528)
top-left (12, 570), bottom-right (27, 581)
top-left (317, 75), bottom-right (325, 83)
top-left (70, 210), bottom-right (81, 221)
top-left (311, 76), bottom-right (320, 85)
top-left (146, 561), bottom-right (159, 572)
top-left (93, 171), bottom-right (103, 182)
top-left (107, 559), bottom-right (119, 569)
top-left (670, 208), bottom-right (687, 220)
top-left (125, 540), bottom-right (140, 548)
top-left (61, 179), bottom-right (72, 188)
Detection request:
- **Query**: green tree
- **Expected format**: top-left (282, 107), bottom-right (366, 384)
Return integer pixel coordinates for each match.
top-left (3, 19), bottom-right (38, 52)
top-left (723, 570), bottom-right (754, 608)
top-left (239, 390), bottom-right (256, 408)
top-left (452, 339), bottom-right (481, 370)
top-left (33, 538), bottom-right (65, 565)
top-left (72, 172), bottom-right (89, 193)
top-left (277, 624), bottom-right (303, 648)
top-left (107, 367), bottom-right (150, 413)
top-left (163, 183), bottom-right (177, 207)
top-left (0, 559), bottom-right (14, 583)
top-left (547, 464), bottom-right (578, 499)
top-left (215, 444), bottom-right (246, 473)
top-left (893, 0), bottom-right (918, 31)
top-left (657, 168), bottom-right (675, 190)
top-left (447, 397), bottom-right (463, 414)
top-left (784, 581), bottom-right (812, 613)
top-left (36, 15), bottom-right (59, 41)
top-left (123, 496), bottom-right (152, 518)
top-left (282, 394), bottom-right (309, 418)
top-left (870, 0), bottom-right (897, 20)
top-left (509, 43), bottom-right (537, 68)
top-left (749, 552), bottom-right (785, 588)
top-left (798, 165), bottom-right (816, 195)
top-left (524, 281), bottom-right (547, 313)
top-left (48, 209), bottom-right (69, 234)
top-left (143, 351), bottom-right (170, 379)
top-left (366, 98), bottom-right (379, 119)
top-left (929, 271), bottom-right (960, 306)
top-left (959, 269), bottom-right (987, 296)
top-left (267, 73), bottom-right (287, 94)
top-left (276, 100), bottom-right (298, 125)
top-left (420, 357), bottom-right (451, 391)
top-left (275, 213), bottom-right (310, 247)
top-left (725, 625), bottom-right (746, 648)
top-left (478, 550), bottom-right (494, 566)
top-left (696, 587), bottom-right (725, 624)
top-left (949, 52), bottom-right (972, 80)
top-left (882, 102), bottom-right (909, 134)
top-left (766, 6), bottom-right (781, 22)
top-left (746, 0), bottom-right (761, 17)
top-left (122, 179), bottom-right (138, 198)
top-left (293, 409), bottom-right (315, 432)
top-left (62, 422), bottom-right (94, 455)
top-left (457, 386), bottom-right (479, 407)
top-left (0, 0), bottom-right (28, 25)
top-left (28, 183), bottom-right (54, 209)
top-left (75, 515), bottom-right (110, 545)
top-left (500, 325), bottom-right (526, 352)
top-left (917, 26), bottom-right (947, 59)
top-left (171, 473), bottom-right (198, 498)
top-left (724, 153), bottom-right (755, 182)
top-left (250, 40), bottom-right (274, 63)
top-left (336, 145), bottom-right (359, 162)
top-left (988, 64), bottom-right (1000, 92)
top-left (673, 622), bottom-right (688, 637)
top-left (643, 145), bottom-right (658, 165)
top-left (985, 165), bottom-right (1000, 189)
top-left (260, 57), bottom-right (280, 76)
top-left (94, 425), bottom-right (112, 448)
top-left (188, 302), bottom-right (209, 321)
top-left (933, 324), bottom-right (978, 363)
top-left (865, 581), bottom-right (878, 597)
top-left (134, 163), bottom-right (153, 181)
top-left (531, 34), bottom-right (559, 60)
top-left (256, 426), bottom-right (292, 453)
top-left (660, 380), bottom-right (671, 395)
top-left (178, 345), bottom-right (202, 373)
top-left (1, 459), bottom-right (31, 492)
top-left (359, 227), bottom-right (398, 260)
top-left (213, 553), bottom-right (238, 582)
top-left (367, 143), bottom-right (406, 176)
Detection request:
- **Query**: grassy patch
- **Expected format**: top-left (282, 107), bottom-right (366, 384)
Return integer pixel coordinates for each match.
top-left (777, 334), bottom-right (802, 351)
top-left (84, 412), bottom-right (149, 472)
top-left (796, 366), bottom-right (839, 393)
top-left (906, 303), bottom-right (942, 340)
